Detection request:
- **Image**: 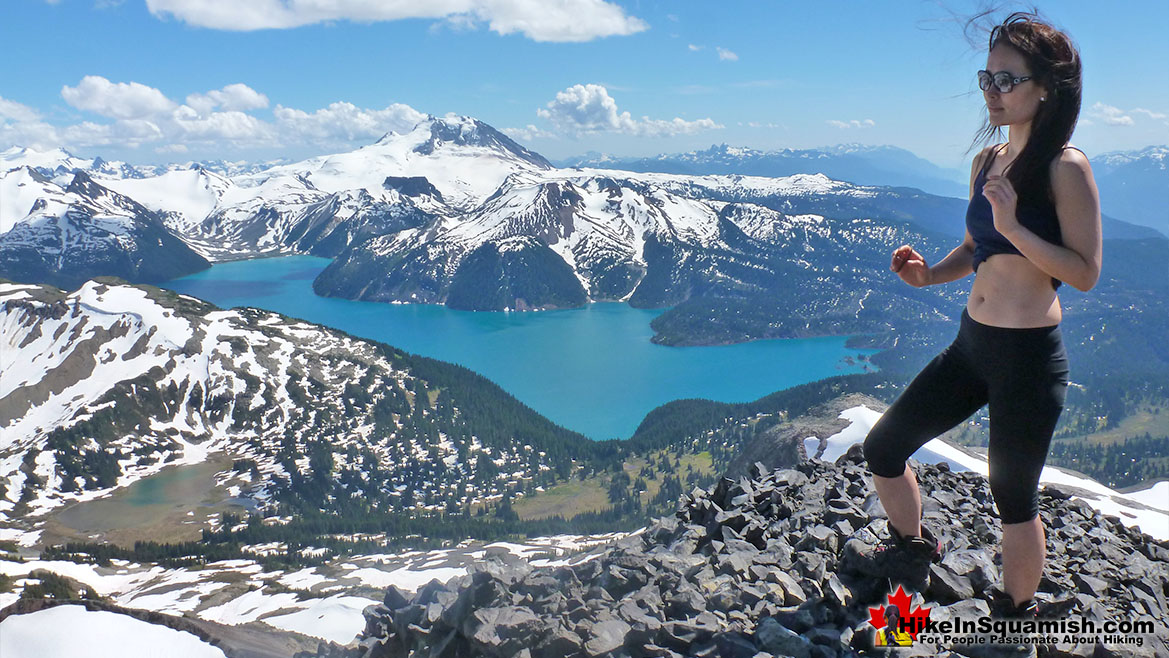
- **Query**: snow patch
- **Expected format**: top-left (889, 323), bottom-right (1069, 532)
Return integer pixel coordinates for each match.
top-left (807, 405), bottom-right (1169, 541)
top-left (0, 605), bottom-right (227, 658)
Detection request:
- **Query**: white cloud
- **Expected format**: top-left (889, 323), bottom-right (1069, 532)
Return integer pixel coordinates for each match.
top-left (475, 0), bottom-right (648, 42)
top-left (0, 97), bottom-right (42, 122)
top-left (172, 107), bottom-right (276, 144)
top-left (55, 119), bottom-right (165, 149)
top-left (502, 124), bottom-right (558, 142)
top-left (688, 44), bottom-right (703, 51)
top-left (716, 47), bottom-right (738, 62)
top-left (827, 119), bottom-right (875, 129)
top-left (61, 76), bottom-right (177, 120)
top-left (273, 101), bottom-right (427, 145)
top-left (1132, 107), bottom-right (1169, 124)
top-left (1088, 103), bottom-right (1134, 127)
top-left (536, 83), bottom-right (721, 137)
top-left (1084, 103), bottom-right (1169, 128)
top-left (433, 12), bottom-right (479, 34)
top-left (0, 118), bottom-right (62, 151)
top-left (186, 83), bottom-right (269, 115)
top-left (4, 76), bottom-right (432, 156)
top-left (144, 0), bottom-right (648, 42)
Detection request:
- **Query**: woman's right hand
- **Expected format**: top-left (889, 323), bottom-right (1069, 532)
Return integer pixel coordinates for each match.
top-left (890, 245), bottom-right (933, 287)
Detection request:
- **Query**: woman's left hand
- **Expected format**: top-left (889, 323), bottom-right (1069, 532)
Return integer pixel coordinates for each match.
top-left (983, 174), bottom-right (1021, 237)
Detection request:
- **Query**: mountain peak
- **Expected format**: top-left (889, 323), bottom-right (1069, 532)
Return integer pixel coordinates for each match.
top-left (408, 115), bottom-right (553, 169)
top-left (1, 145), bottom-right (87, 173)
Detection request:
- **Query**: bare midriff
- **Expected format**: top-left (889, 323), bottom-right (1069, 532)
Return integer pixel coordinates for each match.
top-left (967, 253), bottom-right (1061, 328)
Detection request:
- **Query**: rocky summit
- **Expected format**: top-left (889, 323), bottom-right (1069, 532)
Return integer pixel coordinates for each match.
top-left (355, 450), bottom-right (1169, 658)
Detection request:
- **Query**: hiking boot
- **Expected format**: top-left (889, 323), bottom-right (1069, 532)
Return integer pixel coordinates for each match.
top-left (988, 588), bottom-right (1039, 619)
top-left (840, 523), bottom-right (941, 590)
top-left (977, 588), bottom-right (1040, 657)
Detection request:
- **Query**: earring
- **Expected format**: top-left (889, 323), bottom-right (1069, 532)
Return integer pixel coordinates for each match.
top-left (1040, 97), bottom-right (1046, 101)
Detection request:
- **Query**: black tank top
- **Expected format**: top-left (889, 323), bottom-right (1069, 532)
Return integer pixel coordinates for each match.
top-left (965, 144), bottom-right (1080, 290)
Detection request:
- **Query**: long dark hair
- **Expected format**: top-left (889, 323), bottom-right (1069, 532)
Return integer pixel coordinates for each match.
top-left (968, 11), bottom-right (1082, 207)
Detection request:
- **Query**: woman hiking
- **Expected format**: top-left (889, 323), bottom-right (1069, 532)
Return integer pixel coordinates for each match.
top-left (846, 10), bottom-right (1101, 621)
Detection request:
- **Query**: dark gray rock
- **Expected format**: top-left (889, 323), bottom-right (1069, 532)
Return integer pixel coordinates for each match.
top-left (381, 585), bottom-right (410, 610)
top-left (754, 616), bottom-right (812, 658)
top-left (357, 411), bottom-right (1169, 658)
top-left (773, 571), bottom-right (806, 606)
top-left (583, 618), bottom-right (630, 656)
top-left (773, 606), bottom-right (816, 633)
top-left (533, 624), bottom-right (583, 658)
top-left (714, 631), bottom-right (758, 658)
top-left (941, 549), bottom-right (1000, 592)
top-left (928, 563), bottom-right (976, 604)
top-left (462, 605), bottom-right (543, 656)
top-left (663, 583), bottom-right (706, 618)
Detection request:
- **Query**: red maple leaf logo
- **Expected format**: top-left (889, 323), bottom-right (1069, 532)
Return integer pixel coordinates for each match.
top-left (867, 585), bottom-right (932, 641)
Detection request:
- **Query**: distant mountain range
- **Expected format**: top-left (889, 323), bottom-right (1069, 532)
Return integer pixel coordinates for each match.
top-left (559, 143), bottom-right (971, 198)
top-left (3, 120), bottom-right (1160, 316)
top-left (563, 142), bottom-right (1169, 237)
top-left (1091, 145), bottom-right (1168, 236)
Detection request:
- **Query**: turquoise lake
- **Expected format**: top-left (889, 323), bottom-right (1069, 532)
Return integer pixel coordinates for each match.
top-left (162, 256), bottom-right (878, 440)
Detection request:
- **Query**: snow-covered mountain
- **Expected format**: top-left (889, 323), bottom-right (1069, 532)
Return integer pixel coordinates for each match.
top-left (0, 146), bottom-right (173, 181)
top-left (96, 165), bottom-right (235, 230)
top-left (560, 143), bottom-right (971, 198)
top-left (3, 121), bottom-right (1162, 312)
top-left (310, 168), bottom-right (949, 312)
top-left (0, 166), bottom-right (69, 234)
top-left (0, 123), bottom-right (991, 315)
top-left (1, 146), bottom-right (94, 178)
top-left (566, 143), bottom-right (1169, 239)
top-left (0, 280), bottom-right (596, 536)
top-left (0, 170), bottom-right (209, 289)
top-left (230, 114), bottom-right (550, 210)
top-left (1091, 145), bottom-right (1169, 236)
top-left (188, 175), bottom-right (442, 260)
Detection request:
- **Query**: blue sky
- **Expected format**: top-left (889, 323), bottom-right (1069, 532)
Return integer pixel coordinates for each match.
top-left (2, 1), bottom-right (1166, 170)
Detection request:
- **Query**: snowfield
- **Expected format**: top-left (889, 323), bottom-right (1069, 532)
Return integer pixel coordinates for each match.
top-left (0, 605), bottom-right (228, 658)
top-left (804, 405), bottom-right (1169, 541)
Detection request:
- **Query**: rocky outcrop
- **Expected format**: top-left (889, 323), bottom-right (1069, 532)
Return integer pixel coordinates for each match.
top-left (357, 450), bottom-right (1169, 658)
top-left (724, 394), bottom-right (881, 479)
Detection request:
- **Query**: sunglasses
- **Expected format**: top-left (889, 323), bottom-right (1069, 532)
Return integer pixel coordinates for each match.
top-left (977, 70), bottom-right (1033, 93)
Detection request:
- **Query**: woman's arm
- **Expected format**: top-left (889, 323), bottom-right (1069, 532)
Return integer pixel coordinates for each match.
top-left (981, 149), bottom-right (1102, 291)
top-left (891, 224), bottom-right (975, 287)
top-left (891, 146), bottom-right (991, 287)
top-left (926, 236), bottom-right (976, 285)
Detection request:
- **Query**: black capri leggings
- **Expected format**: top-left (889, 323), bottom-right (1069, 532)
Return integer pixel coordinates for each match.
top-left (863, 308), bottom-right (1069, 524)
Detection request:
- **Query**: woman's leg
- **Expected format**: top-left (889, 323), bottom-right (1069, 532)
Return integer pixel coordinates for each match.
top-left (984, 323), bottom-right (1068, 607)
top-left (987, 413), bottom-right (1060, 606)
top-left (1002, 517), bottom-right (1046, 606)
top-left (872, 466), bottom-right (923, 539)
top-left (847, 332), bottom-right (987, 586)
top-left (863, 325), bottom-right (988, 537)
